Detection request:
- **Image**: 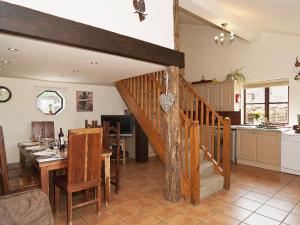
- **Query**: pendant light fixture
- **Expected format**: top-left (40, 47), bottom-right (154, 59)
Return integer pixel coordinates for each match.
top-left (214, 23), bottom-right (234, 46)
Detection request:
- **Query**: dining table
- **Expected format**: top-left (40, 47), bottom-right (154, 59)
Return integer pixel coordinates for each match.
top-left (18, 142), bottom-right (112, 205)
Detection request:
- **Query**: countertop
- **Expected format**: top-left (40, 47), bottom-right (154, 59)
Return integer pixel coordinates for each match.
top-left (282, 130), bottom-right (300, 136)
top-left (231, 125), bottom-right (291, 133)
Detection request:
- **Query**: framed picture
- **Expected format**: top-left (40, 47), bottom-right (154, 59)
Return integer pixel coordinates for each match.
top-left (76, 91), bottom-right (93, 112)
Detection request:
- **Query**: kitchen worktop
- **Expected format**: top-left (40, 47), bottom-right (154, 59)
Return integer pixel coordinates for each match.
top-left (231, 125), bottom-right (290, 133)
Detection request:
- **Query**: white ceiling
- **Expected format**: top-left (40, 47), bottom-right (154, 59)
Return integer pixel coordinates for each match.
top-left (179, 0), bottom-right (300, 41)
top-left (0, 33), bottom-right (165, 85)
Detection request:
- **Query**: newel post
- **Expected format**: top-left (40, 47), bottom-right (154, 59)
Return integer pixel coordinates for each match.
top-left (223, 118), bottom-right (231, 190)
top-left (165, 66), bottom-right (181, 202)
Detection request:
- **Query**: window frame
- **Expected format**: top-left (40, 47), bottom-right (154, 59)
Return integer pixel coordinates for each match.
top-left (244, 86), bottom-right (289, 125)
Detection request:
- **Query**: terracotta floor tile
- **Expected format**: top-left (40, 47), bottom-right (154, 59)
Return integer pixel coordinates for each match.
top-left (243, 191), bottom-right (271, 203)
top-left (164, 212), bottom-right (200, 225)
top-left (148, 204), bottom-right (178, 220)
top-left (284, 213), bottom-right (300, 225)
top-left (182, 205), bottom-right (219, 221)
top-left (266, 198), bottom-right (296, 211)
top-left (256, 205), bottom-right (289, 222)
top-left (244, 213), bottom-right (281, 225)
top-left (109, 202), bottom-right (141, 219)
top-left (233, 197), bottom-right (262, 212)
top-left (133, 196), bottom-right (160, 210)
top-left (292, 203), bottom-right (300, 215)
top-left (124, 211), bottom-right (160, 225)
top-left (220, 204), bottom-right (252, 221)
top-left (77, 207), bottom-right (119, 225)
top-left (53, 211), bottom-right (82, 225)
top-left (199, 197), bottom-right (227, 209)
top-left (213, 191), bottom-right (240, 203)
top-left (274, 191), bottom-right (300, 204)
top-left (204, 212), bottom-right (240, 225)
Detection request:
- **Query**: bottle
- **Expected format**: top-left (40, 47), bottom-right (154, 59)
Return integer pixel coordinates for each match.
top-left (58, 128), bottom-right (65, 150)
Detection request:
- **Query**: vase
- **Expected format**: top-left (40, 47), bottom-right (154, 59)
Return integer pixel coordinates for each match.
top-left (254, 118), bottom-right (261, 125)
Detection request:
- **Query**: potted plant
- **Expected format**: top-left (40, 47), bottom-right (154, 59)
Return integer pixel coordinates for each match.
top-left (252, 111), bottom-right (262, 125)
top-left (225, 68), bottom-right (247, 87)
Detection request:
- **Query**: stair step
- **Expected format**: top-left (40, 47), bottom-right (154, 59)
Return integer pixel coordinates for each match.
top-left (200, 174), bottom-right (224, 199)
top-left (200, 160), bottom-right (214, 177)
top-left (200, 149), bottom-right (204, 160)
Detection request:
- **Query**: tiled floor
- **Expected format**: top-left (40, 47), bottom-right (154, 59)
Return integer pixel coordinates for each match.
top-left (54, 157), bottom-right (300, 225)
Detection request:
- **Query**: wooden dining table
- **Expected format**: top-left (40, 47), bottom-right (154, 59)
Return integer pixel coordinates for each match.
top-left (18, 143), bottom-right (112, 205)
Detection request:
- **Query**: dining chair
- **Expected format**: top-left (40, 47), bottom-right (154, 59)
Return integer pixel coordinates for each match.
top-left (53, 128), bottom-right (103, 225)
top-left (103, 121), bottom-right (121, 194)
top-left (31, 121), bottom-right (54, 141)
top-left (0, 126), bottom-right (40, 195)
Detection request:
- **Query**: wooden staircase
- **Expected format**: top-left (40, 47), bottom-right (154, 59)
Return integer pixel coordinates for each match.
top-left (116, 71), bottom-right (231, 205)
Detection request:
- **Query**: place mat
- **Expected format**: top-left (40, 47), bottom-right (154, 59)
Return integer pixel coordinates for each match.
top-left (33, 150), bottom-right (55, 157)
top-left (19, 142), bottom-right (39, 147)
top-left (24, 145), bottom-right (45, 151)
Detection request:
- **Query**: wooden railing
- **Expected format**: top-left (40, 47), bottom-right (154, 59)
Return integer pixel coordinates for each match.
top-left (121, 72), bottom-right (167, 148)
top-left (179, 74), bottom-right (231, 192)
top-left (117, 71), bottom-right (231, 205)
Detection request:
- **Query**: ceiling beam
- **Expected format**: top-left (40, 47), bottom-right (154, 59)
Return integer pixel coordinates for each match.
top-left (0, 1), bottom-right (185, 68)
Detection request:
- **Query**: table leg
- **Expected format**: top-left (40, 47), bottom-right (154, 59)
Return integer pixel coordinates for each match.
top-left (19, 151), bottom-right (25, 167)
top-left (40, 167), bottom-right (49, 196)
top-left (104, 155), bottom-right (111, 205)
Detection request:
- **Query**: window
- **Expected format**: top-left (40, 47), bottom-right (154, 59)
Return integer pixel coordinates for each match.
top-left (244, 85), bottom-right (289, 124)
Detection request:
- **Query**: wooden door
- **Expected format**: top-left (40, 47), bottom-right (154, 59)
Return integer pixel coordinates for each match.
top-left (257, 131), bottom-right (280, 166)
top-left (219, 82), bottom-right (234, 111)
top-left (236, 130), bottom-right (256, 161)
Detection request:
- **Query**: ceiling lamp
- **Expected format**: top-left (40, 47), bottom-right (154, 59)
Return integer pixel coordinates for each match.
top-left (214, 23), bottom-right (234, 46)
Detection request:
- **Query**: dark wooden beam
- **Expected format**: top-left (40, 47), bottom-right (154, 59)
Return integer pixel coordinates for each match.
top-left (0, 1), bottom-right (185, 68)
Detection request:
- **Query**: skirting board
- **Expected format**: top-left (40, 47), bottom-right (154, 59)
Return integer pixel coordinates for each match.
top-left (237, 159), bottom-right (280, 172)
top-left (281, 167), bottom-right (300, 176)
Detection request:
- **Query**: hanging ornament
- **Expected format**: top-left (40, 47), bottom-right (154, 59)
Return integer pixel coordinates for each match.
top-left (133, 0), bottom-right (147, 22)
top-left (160, 72), bottom-right (176, 113)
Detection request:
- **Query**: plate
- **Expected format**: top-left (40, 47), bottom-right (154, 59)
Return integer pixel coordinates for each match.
top-left (33, 151), bottom-right (55, 157)
top-left (25, 145), bottom-right (44, 151)
top-left (19, 142), bottom-right (39, 147)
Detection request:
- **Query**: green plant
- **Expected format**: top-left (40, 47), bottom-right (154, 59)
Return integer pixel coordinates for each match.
top-left (252, 111), bottom-right (261, 120)
top-left (225, 68), bottom-right (246, 86)
top-left (297, 114), bottom-right (300, 125)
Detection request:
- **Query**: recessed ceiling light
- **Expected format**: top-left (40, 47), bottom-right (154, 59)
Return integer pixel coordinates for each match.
top-left (73, 68), bottom-right (79, 72)
top-left (90, 61), bottom-right (98, 65)
top-left (8, 48), bottom-right (18, 52)
top-left (1, 60), bottom-right (10, 64)
top-left (0, 68), bottom-right (4, 71)
top-left (58, 74), bottom-right (64, 77)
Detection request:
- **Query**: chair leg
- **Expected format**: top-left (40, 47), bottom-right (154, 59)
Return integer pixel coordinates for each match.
top-left (54, 185), bottom-right (60, 212)
top-left (67, 192), bottom-right (73, 225)
top-left (96, 185), bottom-right (102, 216)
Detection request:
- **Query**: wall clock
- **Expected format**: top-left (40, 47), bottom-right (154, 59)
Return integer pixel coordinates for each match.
top-left (0, 86), bottom-right (12, 103)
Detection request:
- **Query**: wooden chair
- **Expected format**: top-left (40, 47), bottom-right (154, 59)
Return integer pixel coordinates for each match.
top-left (53, 128), bottom-right (103, 225)
top-left (0, 126), bottom-right (40, 195)
top-left (31, 121), bottom-right (54, 141)
top-left (103, 121), bottom-right (121, 194)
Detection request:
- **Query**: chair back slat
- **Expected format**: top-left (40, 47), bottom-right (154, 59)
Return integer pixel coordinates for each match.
top-left (31, 121), bottom-right (54, 141)
top-left (67, 128), bottom-right (102, 190)
top-left (85, 120), bottom-right (101, 128)
top-left (0, 126), bottom-right (9, 194)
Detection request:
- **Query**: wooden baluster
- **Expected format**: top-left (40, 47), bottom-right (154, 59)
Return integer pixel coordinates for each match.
top-left (200, 101), bottom-right (204, 148)
top-left (149, 79), bottom-right (153, 121)
top-left (190, 93), bottom-right (194, 120)
top-left (153, 82), bottom-right (157, 129)
top-left (157, 86), bottom-right (161, 135)
top-left (186, 85), bottom-right (189, 118)
top-left (184, 118), bottom-right (189, 179)
top-left (130, 78), bottom-right (133, 95)
top-left (223, 118), bottom-right (231, 190)
top-left (206, 109), bottom-right (209, 152)
top-left (133, 77), bottom-right (136, 100)
top-left (191, 121), bottom-right (200, 205)
top-left (141, 76), bottom-right (144, 111)
top-left (144, 75), bottom-right (148, 116)
top-left (195, 96), bottom-right (199, 121)
top-left (211, 113), bottom-right (215, 159)
top-left (217, 118), bottom-right (221, 166)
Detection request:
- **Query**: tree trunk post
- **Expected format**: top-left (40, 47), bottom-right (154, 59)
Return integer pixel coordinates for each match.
top-left (165, 66), bottom-right (181, 203)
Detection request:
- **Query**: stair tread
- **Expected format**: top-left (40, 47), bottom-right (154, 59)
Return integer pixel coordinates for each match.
top-left (200, 160), bottom-right (214, 177)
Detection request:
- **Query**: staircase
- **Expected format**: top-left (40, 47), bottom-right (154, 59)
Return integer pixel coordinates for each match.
top-left (116, 71), bottom-right (231, 205)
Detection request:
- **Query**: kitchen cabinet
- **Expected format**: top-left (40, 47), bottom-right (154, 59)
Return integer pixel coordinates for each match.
top-left (192, 81), bottom-right (240, 112)
top-left (236, 129), bottom-right (281, 171)
top-left (236, 130), bottom-right (256, 161)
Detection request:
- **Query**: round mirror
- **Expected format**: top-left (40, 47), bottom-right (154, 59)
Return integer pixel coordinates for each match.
top-left (0, 86), bottom-right (12, 103)
top-left (37, 90), bottom-right (64, 115)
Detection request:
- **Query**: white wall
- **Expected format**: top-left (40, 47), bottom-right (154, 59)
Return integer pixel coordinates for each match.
top-left (5, 0), bottom-right (174, 49)
top-left (180, 24), bottom-right (300, 125)
top-left (0, 77), bottom-right (127, 163)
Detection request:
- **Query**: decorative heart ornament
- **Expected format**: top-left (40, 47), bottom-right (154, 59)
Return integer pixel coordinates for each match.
top-left (160, 93), bottom-right (176, 113)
